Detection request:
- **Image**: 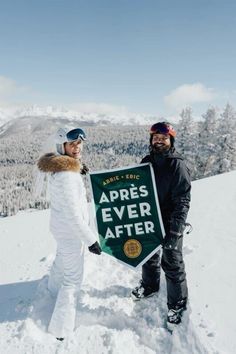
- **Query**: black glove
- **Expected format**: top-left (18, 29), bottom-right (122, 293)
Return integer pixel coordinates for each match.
top-left (88, 241), bottom-right (102, 255)
top-left (163, 231), bottom-right (181, 250)
top-left (81, 163), bottom-right (89, 175)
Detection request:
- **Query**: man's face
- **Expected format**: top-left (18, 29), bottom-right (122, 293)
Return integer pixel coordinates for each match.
top-left (152, 133), bottom-right (171, 153)
top-left (64, 140), bottom-right (83, 159)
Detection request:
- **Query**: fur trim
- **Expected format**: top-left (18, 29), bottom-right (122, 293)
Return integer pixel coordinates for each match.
top-left (37, 153), bottom-right (81, 173)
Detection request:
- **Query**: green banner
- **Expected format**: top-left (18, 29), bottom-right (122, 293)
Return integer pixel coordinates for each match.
top-left (89, 163), bottom-right (165, 268)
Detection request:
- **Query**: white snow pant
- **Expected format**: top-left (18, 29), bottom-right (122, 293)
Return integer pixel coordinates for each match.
top-left (47, 234), bottom-right (85, 338)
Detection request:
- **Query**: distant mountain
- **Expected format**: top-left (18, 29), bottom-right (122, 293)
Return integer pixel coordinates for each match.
top-left (0, 105), bottom-right (161, 133)
top-left (0, 115), bottom-right (149, 138)
top-left (0, 116), bottom-right (64, 138)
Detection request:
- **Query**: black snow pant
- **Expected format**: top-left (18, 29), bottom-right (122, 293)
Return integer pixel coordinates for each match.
top-left (142, 236), bottom-right (188, 309)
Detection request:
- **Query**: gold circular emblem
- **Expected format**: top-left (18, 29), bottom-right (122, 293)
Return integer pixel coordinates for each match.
top-left (123, 239), bottom-right (142, 258)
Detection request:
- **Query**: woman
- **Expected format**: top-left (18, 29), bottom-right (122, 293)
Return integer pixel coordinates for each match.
top-left (37, 127), bottom-right (101, 340)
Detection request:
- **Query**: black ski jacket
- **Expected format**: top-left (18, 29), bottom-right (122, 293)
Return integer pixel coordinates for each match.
top-left (141, 149), bottom-right (191, 236)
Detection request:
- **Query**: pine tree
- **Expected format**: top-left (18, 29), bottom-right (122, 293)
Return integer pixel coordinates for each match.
top-left (176, 107), bottom-right (198, 178)
top-left (196, 106), bottom-right (219, 177)
top-left (216, 103), bottom-right (236, 173)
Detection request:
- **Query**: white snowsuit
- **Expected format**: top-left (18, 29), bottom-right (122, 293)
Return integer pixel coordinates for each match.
top-left (37, 153), bottom-right (97, 338)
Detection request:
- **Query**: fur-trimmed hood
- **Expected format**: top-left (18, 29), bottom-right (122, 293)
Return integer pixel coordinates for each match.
top-left (37, 153), bottom-right (81, 173)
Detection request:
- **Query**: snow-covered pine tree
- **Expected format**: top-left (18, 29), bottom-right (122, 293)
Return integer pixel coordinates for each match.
top-left (176, 107), bottom-right (198, 178)
top-left (196, 106), bottom-right (219, 178)
top-left (216, 103), bottom-right (236, 173)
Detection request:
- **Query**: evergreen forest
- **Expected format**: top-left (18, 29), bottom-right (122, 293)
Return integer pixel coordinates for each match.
top-left (0, 104), bottom-right (235, 216)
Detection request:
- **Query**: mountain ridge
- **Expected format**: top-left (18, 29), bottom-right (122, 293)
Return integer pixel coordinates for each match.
top-left (0, 105), bottom-right (161, 132)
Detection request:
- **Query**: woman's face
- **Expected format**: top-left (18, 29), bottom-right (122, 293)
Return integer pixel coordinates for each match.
top-left (64, 140), bottom-right (83, 159)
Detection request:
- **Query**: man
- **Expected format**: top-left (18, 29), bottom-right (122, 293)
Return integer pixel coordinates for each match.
top-left (131, 122), bottom-right (191, 329)
top-left (37, 127), bottom-right (101, 340)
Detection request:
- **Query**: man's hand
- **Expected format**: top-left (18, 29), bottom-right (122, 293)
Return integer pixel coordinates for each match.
top-left (163, 230), bottom-right (181, 250)
top-left (88, 241), bottom-right (102, 255)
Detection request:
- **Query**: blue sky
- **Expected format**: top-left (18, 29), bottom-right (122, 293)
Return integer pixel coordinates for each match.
top-left (0, 0), bottom-right (235, 116)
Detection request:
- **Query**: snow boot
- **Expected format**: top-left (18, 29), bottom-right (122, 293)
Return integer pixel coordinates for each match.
top-left (131, 280), bottom-right (158, 301)
top-left (166, 300), bottom-right (187, 332)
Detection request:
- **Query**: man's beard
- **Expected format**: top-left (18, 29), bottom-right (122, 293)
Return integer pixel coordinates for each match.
top-left (152, 143), bottom-right (170, 153)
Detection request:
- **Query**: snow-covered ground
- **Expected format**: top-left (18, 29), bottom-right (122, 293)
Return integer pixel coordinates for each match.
top-left (0, 171), bottom-right (235, 354)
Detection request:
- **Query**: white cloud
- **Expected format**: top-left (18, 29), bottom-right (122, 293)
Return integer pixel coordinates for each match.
top-left (69, 102), bottom-right (130, 115)
top-left (0, 76), bottom-right (32, 106)
top-left (0, 76), bottom-right (19, 97)
top-left (0, 77), bottom-right (132, 116)
top-left (164, 83), bottom-right (216, 109)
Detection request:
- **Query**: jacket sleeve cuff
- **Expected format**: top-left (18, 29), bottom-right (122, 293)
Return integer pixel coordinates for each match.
top-left (169, 230), bottom-right (182, 237)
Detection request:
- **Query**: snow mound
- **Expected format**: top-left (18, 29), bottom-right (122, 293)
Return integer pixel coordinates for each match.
top-left (0, 171), bottom-right (235, 353)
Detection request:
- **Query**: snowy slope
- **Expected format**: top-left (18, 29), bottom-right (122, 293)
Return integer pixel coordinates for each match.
top-left (185, 171), bottom-right (236, 354)
top-left (0, 171), bottom-right (235, 354)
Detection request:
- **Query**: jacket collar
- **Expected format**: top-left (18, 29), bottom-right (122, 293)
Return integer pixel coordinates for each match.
top-left (37, 153), bottom-right (81, 173)
top-left (150, 148), bottom-right (183, 160)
